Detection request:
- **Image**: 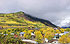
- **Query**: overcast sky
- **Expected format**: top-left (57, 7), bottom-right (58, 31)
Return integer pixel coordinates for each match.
top-left (0, 0), bottom-right (70, 27)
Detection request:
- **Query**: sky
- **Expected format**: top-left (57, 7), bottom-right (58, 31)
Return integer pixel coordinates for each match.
top-left (0, 0), bottom-right (70, 27)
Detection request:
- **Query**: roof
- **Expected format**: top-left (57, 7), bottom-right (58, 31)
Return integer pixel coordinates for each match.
top-left (55, 33), bottom-right (59, 35)
top-left (31, 33), bottom-right (35, 35)
top-left (45, 38), bottom-right (48, 41)
top-left (20, 32), bottom-right (25, 34)
top-left (59, 31), bottom-right (69, 35)
top-left (59, 33), bottom-right (64, 35)
top-left (48, 39), bottom-right (58, 43)
top-left (64, 31), bottom-right (69, 34)
top-left (22, 39), bottom-right (38, 44)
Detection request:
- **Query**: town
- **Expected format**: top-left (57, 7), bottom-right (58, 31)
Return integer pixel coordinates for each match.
top-left (0, 27), bottom-right (70, 44)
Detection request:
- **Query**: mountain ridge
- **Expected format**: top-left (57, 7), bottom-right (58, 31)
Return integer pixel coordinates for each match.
top-left (0, 11), bottom-right (58, 29)
top-left (23, 13), bottom-right (58, 28)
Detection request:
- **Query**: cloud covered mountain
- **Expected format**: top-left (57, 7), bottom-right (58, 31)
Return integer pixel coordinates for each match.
top-left (0, 0), bottom-right (70, 27)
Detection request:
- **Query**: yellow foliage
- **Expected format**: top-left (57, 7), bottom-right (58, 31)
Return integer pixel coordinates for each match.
top-left (59, 34), bottom-right (70, 43)
top-left (43, 30), bottom-right (47, 34)
top-left (29, 30), bottom-right (34, 32)
top-left (44, 32), bottom-right (55, 40)
top-left (40, 28), bottom-right (44, 32)
top-left (24, 31), bottom-right (31, 39)
top-left (23, 30), bottom-right (27, 33)
top-left (1, 21), bottom-right (20, 24)
top-left (60, 28), bottom-right (66, 33)
top-left (35, 31), bottom-right (43, 39)
top-left (56, 29), bottom-right (61, 34)
top-left (46, 27), bottom-right (55, 32)
top-left (35, 31), bottom-right (43, 43)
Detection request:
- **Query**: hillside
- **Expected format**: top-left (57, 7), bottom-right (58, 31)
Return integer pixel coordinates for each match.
top-left (0, 11), bottom-right (57, 28)
top-left (1, 12), bottom-right (68, 44)
top-left (24, 13), bottom-right (57, 27)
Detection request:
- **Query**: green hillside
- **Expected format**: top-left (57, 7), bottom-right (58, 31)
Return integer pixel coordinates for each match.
top-left (0, 11), bottom-right (46, 28)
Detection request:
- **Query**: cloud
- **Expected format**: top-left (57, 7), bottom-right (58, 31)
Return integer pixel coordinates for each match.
top-left (60, 17), bottom-right (70, 27)
top-left (18, 0), bottom-right (70, 27)
top-left (0, 0), bottom-right (19, 13)
top-left (0, 0), bottom-right (70, 27)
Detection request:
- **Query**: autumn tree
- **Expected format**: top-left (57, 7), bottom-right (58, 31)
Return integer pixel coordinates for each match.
top-left (66, 28), bottom-right (70, 31)
top-left (44, 32), bottom-right (55, 40)
top-left (60, 28), bottom-right (66, 33)
top-left (35, 31), bottom-right (43, 43)
top-left (59, 34), bottom-right (70, 44)
top-left (56, 29), bottom-right (61, 34)
top-left (46, 27), bottom-right (55, 32)
top-left (24, 31), bottom-right (31, 39)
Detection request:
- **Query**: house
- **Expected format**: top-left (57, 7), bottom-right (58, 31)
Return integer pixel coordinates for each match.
top-left (52, 41), bottom-right (58, 44)
top-left (20, 32), bottom-right (25, 36)
top-left (31, 33), bottom-right (35, 39)
top-left (0, 26), bottom-right (3, 29)
top-left (54, 28), bottom-right (58, 30)
top-left (14, 34), bottom-right (18, 38)
top-left (4, 34), bottom-right (8, 35)
top-left (31, 33), bottom-right (35, 36)
top-left (48, 39), bottom-right (58, 43)
top-left (53, 36), bottom-right (57, 39)
top-left (22, 39), bottom-right (38, 44)
top-left (59, 31), bottom-right (69, 36)
top-left (55, 33), bottom-right (60, 38)
top-left (0, 33), bottom-right (3, 34)
top-left (35, 27), bottom-right (39, 30)
top-left (11, 33), bottom-right (14, 35)
top-left (45, 38), bottom-right (48, 43)
top-left (64, 31), bottom-right (69, 34)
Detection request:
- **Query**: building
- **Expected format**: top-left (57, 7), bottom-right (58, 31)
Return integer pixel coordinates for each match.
top-left (45, 38), bottom-right (48, 43)
top-left (22, 39), bottom-right (38, 44)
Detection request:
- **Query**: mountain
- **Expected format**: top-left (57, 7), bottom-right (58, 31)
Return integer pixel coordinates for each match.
top-left (24, 13), bottom-right (57, 27)
top-left (0, 11), bottom-right (57, 28)
top-left (61, 26), bottom-right (70, 28)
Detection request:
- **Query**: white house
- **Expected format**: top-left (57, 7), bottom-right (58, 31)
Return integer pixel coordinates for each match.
top-left (11, 33), bottom-right (14, 35)
top-left (45, 38), bottom-right (48, 43)
top-left (22, 39), bottom-right (38, 44)
top-left (31, 33), bottom-right (35, 36)
top-left (59, 31), bottom-right (69, 37)
top-left (52, 41), bottom-right (58, 44)
top-left (59, 33), bottom-right (64, 36)
top-left (20, 32), bottom-right (25, 36)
